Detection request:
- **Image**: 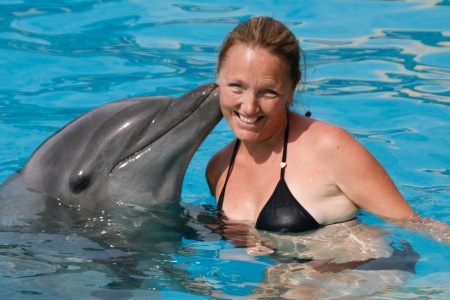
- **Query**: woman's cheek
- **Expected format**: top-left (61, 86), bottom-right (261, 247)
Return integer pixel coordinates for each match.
top-left (219, 94), bottom-right (232, 116)
top-left (220, 90), bottom-right (237, 109)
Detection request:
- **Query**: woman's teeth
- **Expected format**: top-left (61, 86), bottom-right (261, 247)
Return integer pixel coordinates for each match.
top-left (239, 114), bottom-right (258, 124)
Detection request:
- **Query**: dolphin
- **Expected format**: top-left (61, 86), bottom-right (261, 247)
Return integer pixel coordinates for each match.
top-left (0, 83), bottom-right (221, 227)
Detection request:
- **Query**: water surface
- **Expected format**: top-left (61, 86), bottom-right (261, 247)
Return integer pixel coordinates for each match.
top-left (1, 0), bottom-right (450, 298)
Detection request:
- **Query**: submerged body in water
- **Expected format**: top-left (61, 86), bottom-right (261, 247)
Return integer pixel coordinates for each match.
top-left (202, 215), bottom-right (420, 299)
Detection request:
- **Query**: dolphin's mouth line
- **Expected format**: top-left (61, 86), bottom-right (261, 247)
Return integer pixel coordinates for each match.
top-left (109, 88), bottom-right (220, 175)
top-left (110, 144), bottom-right (153, 174)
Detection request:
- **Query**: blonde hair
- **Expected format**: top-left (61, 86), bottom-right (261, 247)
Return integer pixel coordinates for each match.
top-left (217, 16), bottom-right (303, 89)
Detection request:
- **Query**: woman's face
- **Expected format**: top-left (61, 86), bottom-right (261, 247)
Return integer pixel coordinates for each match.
top-left (217, 44), bottom-right (296, 143)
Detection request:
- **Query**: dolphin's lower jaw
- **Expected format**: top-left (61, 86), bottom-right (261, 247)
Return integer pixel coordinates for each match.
top-left (19, 84), bottom-right (222, 213)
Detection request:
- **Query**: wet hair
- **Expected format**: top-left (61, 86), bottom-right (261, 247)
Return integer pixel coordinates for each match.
top-left (217, 16), bottom-right (303, 89)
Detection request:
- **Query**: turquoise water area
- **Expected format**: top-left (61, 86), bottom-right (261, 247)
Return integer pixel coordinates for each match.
top-left (1, 0), bottom-right (450, 299)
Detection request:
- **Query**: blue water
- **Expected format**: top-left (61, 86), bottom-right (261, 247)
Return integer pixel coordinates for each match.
top-left (1, 0), bottom-right (450, 299)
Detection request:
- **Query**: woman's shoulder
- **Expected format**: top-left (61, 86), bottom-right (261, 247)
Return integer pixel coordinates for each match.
top-left (292, 113), bottom-right (382, 179)
top-left (291, 113), bottom-right (355, 151)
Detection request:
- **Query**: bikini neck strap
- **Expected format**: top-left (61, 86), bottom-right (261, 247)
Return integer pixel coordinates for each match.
top-left (280, 111), bottom-right (311, 179)
top-left (280, 115), bottom-right (289, 179)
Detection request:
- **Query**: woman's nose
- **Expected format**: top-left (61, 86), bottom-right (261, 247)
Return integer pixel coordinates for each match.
top-left (241, 92), bottom-right (259, 115)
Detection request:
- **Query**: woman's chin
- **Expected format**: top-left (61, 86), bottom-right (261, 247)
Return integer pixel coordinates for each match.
top-left (233, 129), bottom-right (261, 142)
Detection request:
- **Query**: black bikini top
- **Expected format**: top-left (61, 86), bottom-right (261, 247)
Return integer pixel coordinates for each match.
top-left (217, 113), bottom-right (321, 232)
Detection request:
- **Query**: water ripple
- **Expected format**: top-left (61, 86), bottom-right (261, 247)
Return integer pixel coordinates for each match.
top-left (304, 28), bottom-right (450, 106)
top-left (1, 1), bottom-right (450, 298)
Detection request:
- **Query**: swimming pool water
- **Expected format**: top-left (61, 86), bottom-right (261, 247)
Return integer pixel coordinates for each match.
top-left (1, 0), bottom-right (449, 299)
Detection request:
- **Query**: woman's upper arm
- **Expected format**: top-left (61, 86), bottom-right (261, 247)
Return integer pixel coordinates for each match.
top-left (327, 126), bottom-right (415, 219)
top-left (206, 148), bottom-right (229, 197)
top-left (206, 154), bottom-right (220, 196)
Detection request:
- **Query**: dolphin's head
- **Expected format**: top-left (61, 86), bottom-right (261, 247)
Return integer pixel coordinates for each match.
top-left (20, 83), bottom-right (222, 212)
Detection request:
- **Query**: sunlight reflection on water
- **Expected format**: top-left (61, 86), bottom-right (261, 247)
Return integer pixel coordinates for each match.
top-left (1, 0), bottom-right (449, 298)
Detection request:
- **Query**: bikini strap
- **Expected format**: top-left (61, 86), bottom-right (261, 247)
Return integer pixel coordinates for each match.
top-left (217, 139), bottom-right (240, 210)
top-left (280, 111), bottom-right (310, 178)
top-left (280, 116), bottom-right (290, 179)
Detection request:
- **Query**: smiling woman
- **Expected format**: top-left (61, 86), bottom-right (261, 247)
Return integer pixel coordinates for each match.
top-left (206, 16), bottom-right (449, 238)
top-left (218, 44), bottom-right (294, 144)
top-left (1, 0), bottom-right (450, 298)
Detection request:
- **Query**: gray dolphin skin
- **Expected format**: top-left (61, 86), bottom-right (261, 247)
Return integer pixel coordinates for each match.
top-left (1, 83), bottom-right (221, 223)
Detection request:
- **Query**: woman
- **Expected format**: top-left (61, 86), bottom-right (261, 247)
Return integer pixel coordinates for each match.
top-left (206, 16), bottom-right (417, 233)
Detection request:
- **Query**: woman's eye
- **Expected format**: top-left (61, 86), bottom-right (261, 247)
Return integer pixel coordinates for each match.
top-left (228, 83), bottom-right (243, 92)
top-left (263, 89), bottom-right (278, 98)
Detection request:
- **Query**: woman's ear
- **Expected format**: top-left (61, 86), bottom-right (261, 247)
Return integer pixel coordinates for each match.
top-left (290, 72), bottom-right (301, 90)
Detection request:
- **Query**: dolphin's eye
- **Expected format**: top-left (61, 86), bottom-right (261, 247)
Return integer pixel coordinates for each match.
top-left (71, 176), bottom-right (90, 194)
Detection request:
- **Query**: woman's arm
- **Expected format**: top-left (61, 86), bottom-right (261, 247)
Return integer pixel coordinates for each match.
top-left (206, 144), bottom-right (232, 197)
top-left (326, 125), bottom-right (414, 218)
top-left (326, 126), bottom-right (450, 244)
top-left (206, 154), bottom-right (220, 196)
top-left (389, 214), bottom-right (450, 244)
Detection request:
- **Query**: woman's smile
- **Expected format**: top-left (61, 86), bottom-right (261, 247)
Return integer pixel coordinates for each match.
top-left (236, 112), bottom-right (261, 125)
top-left (217, 44), bottom-right (294, 143)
